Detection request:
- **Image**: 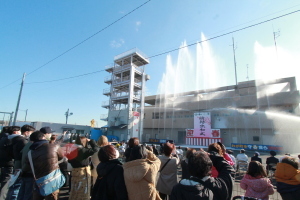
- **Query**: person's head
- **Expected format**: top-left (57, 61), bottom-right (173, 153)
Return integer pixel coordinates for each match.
top-left (270, 151), bottom-right (276, 157)
top-left (163, 142), bottom-right (175, 157)
top-left (128, 145), bottom-right (147, 161)
top-left (247, 161), bottom-right (267, 178)
top-left (152, 144), bottom-right (157, 149)
top-left (207, 143), bottom-right (223, 157)
top-left (217, 142), bottom-right (226, 154)
top-left (97, 135), bottom-right (109, 147)
top-left (128, 137), bottom-right (139, 148)
top-left (9, 126), bottom-right (21, 135)
top-left (40, 126), bottom-right (54, 140)
top-left (298, 154), bottom-right (300, 159)
top-left (75, 133), bottom-right (88, 147)
top-left (98, 145), bottom-right (118, 162)
top-left (281, 156), bottom-right (299, 169)
top-left (254, 151), bottom-right (260, 157)
top-left (21, 125), bottom-right (35, 137)
top-left (49, 135), bottom-right (57, 143)
top-left (30, 131), bottom-right (46, 142)
top-left (188, 151), bottom-right (212, 178)
top-left (186, 148), bottom-right (196, 160)
top-left (1, 126), bottom-right (11, 134)
top-left (240, 149), bottom-right (245, 154)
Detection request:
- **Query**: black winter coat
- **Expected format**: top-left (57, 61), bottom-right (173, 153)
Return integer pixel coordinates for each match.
top-left (0, 135), bottom-right (13, 167)
top-left (170, 154), bottom-right (234, 200)
top-left (251, 155), bottom-right (262, 164)
top-left (68, 139), bottom-right (99, 168)
top-left (91, 159), bottom-right (128, 200)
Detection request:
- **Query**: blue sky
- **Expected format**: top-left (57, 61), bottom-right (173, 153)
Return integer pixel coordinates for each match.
top-left (1, 0), bottom-right (300, 127)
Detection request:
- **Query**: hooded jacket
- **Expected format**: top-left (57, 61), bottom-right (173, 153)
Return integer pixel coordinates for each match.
top-left (123, 151), bottom-right (161, 200)
top-left (8, 134), bottom-right (27, 169)
top-left (275, 162), bottom-right (300, 195)
top-left (170, 154), bottom-right (234, 200)
top-left (25, 140), bottom-right (63, 179)
top-left (91, 159), bottom-right (128, 200)
top-left (240, 174), bottom-right (274, 200)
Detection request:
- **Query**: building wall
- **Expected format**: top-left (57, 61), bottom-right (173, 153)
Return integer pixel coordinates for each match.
top-left (142, 77), bottom-right (300, 152)
top-left (30, 121), bottom-right (91, 135)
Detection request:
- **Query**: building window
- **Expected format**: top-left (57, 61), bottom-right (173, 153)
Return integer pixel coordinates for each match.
top-left (253, 136), bottom-right (259, 141)
top-left (152, 112), bottom-right (163, 119)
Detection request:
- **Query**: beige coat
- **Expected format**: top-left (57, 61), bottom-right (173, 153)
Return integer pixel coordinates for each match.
top-left (156, 155), bottom-right (180, 195)
top-left (123, 151), bottom-right (161, 200)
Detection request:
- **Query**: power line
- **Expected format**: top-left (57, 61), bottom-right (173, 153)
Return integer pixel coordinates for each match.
top-left (148, 9), bottom-right (300, 59)
top-left (25, 70), bottom-right (104, 84)
top-left (22, 9), bottom-right (300, 86)
top-left (0, 0), bottom-right (152, 89)
top-left (2, 8), bottom-right (299, 88)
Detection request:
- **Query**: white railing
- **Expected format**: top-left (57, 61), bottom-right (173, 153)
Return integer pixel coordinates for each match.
top-left (113, 76), bottom-right (130, 84)
top-left (111, 91), bottom-right (129, 98)
top-left (114, 48), bottom-right (149, 63)
top-left (101, 101), bottom-right (110, 106)
top-left (103, 88), bottom-right (111, 94)
top-left (104, 76), bottom-right (112, 82)
top-left (134, 66), bottom-right (143, 73)
top-left (100, 114), bottom-right (108, 121)
top-left (105, 64), bottom-right (114, 70)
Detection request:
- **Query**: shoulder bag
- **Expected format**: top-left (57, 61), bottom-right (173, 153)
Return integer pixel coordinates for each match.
top-left (28, 150), bottom-right (66, 196)
top-left (156, 158), bottom-right (171, 183)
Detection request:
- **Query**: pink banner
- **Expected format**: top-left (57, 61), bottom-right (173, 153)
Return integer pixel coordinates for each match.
top-left (194, 112), bottom-right (211, 137)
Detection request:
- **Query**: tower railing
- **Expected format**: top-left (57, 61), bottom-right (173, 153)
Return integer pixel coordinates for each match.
top-left (114, 48), bottom-right (149, 63)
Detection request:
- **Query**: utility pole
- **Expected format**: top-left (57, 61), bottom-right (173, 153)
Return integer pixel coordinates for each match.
top-left (13, 73), bottom-right (26, 125)
top-left (65, 108), bottom-right (73, 124)
top-left (232, 37), bottom-right (238, 86)
top-left (25, 109), bottom-right (28, 121)
top-left (273, 29), bottom-right (280, 57)
top-left (246, 64), bottom-right (249, 81)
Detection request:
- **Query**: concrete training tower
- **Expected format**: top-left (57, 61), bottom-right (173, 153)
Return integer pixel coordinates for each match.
top-left (101, 48), bottom-right (150, 141)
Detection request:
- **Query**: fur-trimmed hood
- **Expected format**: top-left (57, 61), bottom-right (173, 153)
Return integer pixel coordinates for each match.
top-left (123, 151), bottom-right (161, 200)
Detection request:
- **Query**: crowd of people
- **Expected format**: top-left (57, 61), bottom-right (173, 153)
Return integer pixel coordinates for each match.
top-left (1, 125), bottom-right (300, 200)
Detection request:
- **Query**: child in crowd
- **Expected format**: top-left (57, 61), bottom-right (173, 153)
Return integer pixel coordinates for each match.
top-left (240, 161), bottom-right (275, 200)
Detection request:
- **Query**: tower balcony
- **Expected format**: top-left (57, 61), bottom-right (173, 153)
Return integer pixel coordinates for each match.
top-left (105, 64), bottom-right (114, 72)
top-left (101, 101), bottom-right (110, 108)
top-left (100, 114), bottom-right (108, 121)
top-left (111, 94), bottom-right (141, 103)
top-left (104, 76), bottom-right (112, 84)
top-left (103, 88), bottom-right (111, 96)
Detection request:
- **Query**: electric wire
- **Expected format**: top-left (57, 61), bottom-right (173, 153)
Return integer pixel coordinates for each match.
top-left (23, 9), bottom-right (300, 86)
top-left (1, 8), bottom-right (299, 89)
top-left (0, 0), bottom-right (152, 89)
top-left (148, 9), bottom-right (300, 59)
top-left (25, 70), bottom-right (104, 84)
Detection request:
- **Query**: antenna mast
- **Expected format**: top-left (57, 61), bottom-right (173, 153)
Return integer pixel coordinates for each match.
top-left (246, 64), bottom-right (249, 81)
top-left (232, 37), bottom-right (238, 86)
top-left (273, 29), bottom-right (280, 57)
